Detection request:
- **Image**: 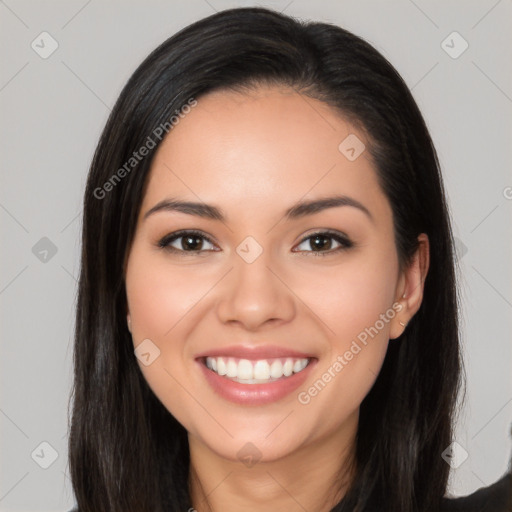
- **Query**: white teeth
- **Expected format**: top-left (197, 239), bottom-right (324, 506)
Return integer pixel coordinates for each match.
top-left (204, 356), bottom-right (310, 383)
top-left (253, 360), bottom-right (270, 380)
top-left (283, 359), bottom-right (293, 376)
top-left (217, 357), bottom-right (227, 376)
top-left (238, 359), bottom-right (253, 380)
top-left (226, 359), bottom-right (238, 378)
top-left (270, 360), bottom-right (283, 379)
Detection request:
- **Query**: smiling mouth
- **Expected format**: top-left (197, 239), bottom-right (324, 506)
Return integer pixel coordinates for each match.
top-left (201, 356), bottom-right (312, 384)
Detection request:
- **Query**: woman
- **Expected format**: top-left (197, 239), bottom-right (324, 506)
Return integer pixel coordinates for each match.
top-left (67, 7), bottom-right (511, 511)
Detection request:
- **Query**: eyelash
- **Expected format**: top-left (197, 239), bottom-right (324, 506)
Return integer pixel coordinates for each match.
top-left (157, 229), bottom-right (354, 257)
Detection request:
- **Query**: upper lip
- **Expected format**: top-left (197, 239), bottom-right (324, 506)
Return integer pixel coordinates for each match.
top-left (195, 345), bottom-right (315, 361)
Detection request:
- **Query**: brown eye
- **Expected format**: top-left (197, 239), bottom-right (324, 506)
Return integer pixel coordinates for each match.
top-left (294, 231), bottom-right (353, 256)
top-left (158, 230), bottom-right (217, 254)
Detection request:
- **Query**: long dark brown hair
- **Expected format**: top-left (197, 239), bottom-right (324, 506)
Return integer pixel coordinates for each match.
top-left (68, 7), bottom-right (463, 511)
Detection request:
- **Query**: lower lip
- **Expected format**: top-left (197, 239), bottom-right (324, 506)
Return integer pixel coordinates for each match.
top-left (197, 359), bottom-right (316, 406)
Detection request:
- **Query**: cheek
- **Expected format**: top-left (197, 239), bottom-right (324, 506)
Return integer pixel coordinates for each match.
top-left (125, 248), bottom-right (206, 431)
top-left (125, 249), bottom-right (209, 340)
top-left (293, 246), bottom-right (398, 423)
top-left (293, 247), bottom-right (399, 349)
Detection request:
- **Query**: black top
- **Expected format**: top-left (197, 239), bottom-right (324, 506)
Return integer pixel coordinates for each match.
top-left (439, 471), bottom-right (511, 511)
top-left (67, 471), bottom-right (511, 511)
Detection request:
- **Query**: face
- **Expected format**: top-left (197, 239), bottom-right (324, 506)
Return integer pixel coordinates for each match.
top-left (124, 85), bottom-right (411, 465)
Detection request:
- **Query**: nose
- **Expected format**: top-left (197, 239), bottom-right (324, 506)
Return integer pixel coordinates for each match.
top-left (215, 249), bottom-right (296, 331)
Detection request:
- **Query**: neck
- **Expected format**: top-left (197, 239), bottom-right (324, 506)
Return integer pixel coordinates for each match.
top-left (188, 411), bottom-right (358, 512)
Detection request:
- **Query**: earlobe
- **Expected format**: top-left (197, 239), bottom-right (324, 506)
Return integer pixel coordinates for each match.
top-left (389, 297), bottom-right (408, 340)
top-left (127, 314), bottom-right (132, 333)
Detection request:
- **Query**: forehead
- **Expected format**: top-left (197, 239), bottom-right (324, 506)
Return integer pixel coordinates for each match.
top-left (141, 86), bottom-right (388, 222)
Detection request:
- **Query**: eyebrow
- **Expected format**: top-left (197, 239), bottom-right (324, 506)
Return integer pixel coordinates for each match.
top-left (143, 195), bottom-right (373, 223)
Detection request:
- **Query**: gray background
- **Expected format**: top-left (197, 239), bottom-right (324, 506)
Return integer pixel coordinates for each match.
top-left (1, 0), bottom-right (511, 510)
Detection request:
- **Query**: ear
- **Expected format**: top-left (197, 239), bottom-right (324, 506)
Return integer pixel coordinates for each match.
top-left (127, 312), bottom-right (132, 333)
top-left (389, 233), bottom-right (430, 340)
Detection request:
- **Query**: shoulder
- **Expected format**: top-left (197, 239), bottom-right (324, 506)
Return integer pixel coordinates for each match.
top-left (440, 471), bottom-right (512, 511)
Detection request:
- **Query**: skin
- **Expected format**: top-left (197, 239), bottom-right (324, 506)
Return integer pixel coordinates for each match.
top-left (124, 85), bottom-right (429, 512)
